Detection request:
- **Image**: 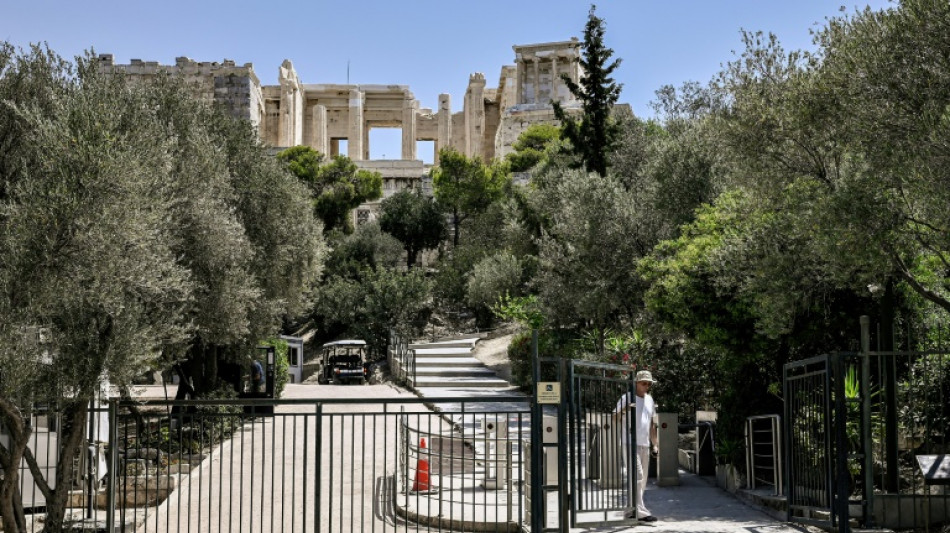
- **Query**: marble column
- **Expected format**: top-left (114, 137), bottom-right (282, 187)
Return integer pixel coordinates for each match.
top-left (437, 93), bottom-right (452, 163)
top-left (311, 104), bottom-right (328, 155)
top-left (551, 56), bottom-right (559, 103)
top-left (401, 97), bottom-right (418, 160)
top-left (515, 58), bottom-right (525, 105)
top-left (279, 84), bottom-right (294, 147)
top-left (466, 73), bottom-right (486, 160)
top-left (347, 88), bottom-right (364, 161)
top-left (532, 58), bottom-right (540, 105)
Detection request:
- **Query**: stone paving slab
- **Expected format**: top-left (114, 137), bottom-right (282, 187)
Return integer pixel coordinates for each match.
top-left (556, 473), bottom-right (818, 533)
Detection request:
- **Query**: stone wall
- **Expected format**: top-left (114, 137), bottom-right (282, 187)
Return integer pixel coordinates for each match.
top-left (100, 54), bottom-right (262, 129)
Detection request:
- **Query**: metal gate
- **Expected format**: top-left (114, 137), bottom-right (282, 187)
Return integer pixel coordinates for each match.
top-left (784, 353), bottom-right (869, 533)
top-left (565, 360), bottom-right (637, 528)
top-left (99, 396), bottom-right (530, 533)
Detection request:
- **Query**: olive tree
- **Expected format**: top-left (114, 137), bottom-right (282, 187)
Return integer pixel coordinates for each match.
top-left (0, 47), bottom-right (192, 532)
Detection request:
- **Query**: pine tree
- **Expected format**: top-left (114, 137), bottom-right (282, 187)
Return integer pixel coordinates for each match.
top-left (553, 4), bottom-right (623, 177)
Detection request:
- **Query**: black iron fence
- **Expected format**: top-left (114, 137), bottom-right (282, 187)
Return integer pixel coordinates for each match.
top-left (783, 318), bottom-right (950, 532)
top-left (93, 396), bottom-right (530, 533)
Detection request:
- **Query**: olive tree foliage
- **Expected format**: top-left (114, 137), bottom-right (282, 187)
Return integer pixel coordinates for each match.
top-left (277, 145), bottom-right (382, 234)
top-left (0, 45), bottom-right (324, 532)
top-left (814, 0), bottom-right (950, 314)
top-left (431, 148), bottom-right (509, 247)
top-left (533, 170), bottom-right (649, 352)
top-left (379, 188), bottom-right (445, 267)
top-left (146, 77), bottom-right (324, 397)
top-left (466, 252), bottom-right (524, 327)
top-left (0, 46), bottom-right (192, 533)
top-left (323, 222), bottom-right (403, 279)
top-left (697, 0), bottom-right (950, 326)
top-left (553, 4), bottom-right (622, 177)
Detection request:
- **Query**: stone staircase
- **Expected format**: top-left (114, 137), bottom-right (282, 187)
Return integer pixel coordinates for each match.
top-left (408, 337), bottom-right (513, 391)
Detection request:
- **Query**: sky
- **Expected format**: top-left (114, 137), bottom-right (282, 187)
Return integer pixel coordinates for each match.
top-left (4, 0), bottom-right (893, 162)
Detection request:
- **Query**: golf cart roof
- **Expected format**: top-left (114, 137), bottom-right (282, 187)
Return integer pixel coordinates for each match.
top-left (322, 339), bottom-right (367, 347)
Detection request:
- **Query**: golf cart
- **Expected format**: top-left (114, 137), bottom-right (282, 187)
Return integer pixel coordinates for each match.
top-left (316, 339), bottom-right (368, 384)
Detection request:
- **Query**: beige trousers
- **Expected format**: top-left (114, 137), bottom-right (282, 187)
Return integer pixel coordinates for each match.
top-left (633, 445), bottom-right (651, 517)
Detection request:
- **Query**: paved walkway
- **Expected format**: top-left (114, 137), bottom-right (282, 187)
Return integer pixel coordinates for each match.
top-left (563, 473), bottom-right (813, 533)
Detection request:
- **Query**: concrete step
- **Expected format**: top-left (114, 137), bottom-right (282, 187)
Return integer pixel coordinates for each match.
top-left (414, 357), bottom-right (482, 367)
top-left (412, 376), bottom-right (512, 388)
top-left (412, 347), bottom-right (473, 357)
top-left (410, 342), bottom-right (476, 350)
top-left (414, 366), bottom-right (498, 377)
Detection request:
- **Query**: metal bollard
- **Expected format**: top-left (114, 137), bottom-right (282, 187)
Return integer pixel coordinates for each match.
top-left (656, 412), bottom-right (681, 486)
top-left (482, 416), bottom-right (509, 489)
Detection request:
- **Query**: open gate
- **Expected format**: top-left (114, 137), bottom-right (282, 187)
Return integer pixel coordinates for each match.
top-left (784, 353), bottom-right (870, 532)
top-left (564, 360), bottom-right (638, 528)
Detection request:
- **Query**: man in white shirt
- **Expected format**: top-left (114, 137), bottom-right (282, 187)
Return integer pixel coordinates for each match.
top-left (613, 370), bottom-right (658, 522)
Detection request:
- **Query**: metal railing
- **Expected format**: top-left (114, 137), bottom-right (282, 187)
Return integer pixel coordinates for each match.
top-left (745, 414), bottom-right (782, 496)
top-left (81, 396), bottom-right (533, 533)
top-left (387, 330), bottom-right (414, 385)
top-left (398, 410), bottom-right (529, 530)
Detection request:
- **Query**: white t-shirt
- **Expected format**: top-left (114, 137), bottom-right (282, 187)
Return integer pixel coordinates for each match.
top-left (614, 392), bottom-right (655, 447)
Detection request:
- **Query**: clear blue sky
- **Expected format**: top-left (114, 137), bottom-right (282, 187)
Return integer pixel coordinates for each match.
top-left (4, 1), bottom-right (892, 162)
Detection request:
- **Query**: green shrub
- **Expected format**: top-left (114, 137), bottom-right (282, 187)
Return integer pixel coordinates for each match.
top-left (466, 252), bottom-right (523, 328)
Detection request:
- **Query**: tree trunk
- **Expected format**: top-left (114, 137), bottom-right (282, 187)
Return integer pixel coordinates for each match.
top-left (0, 429), bottom-right (29, 533)
top-left (176, 344), bottom-right (222, 398)
top-left (0, 397), bottom-right (30, 533)
top-left (42, 402), bottom-right (88, 533)
top-left (407, 246), bottom-right (418, 268)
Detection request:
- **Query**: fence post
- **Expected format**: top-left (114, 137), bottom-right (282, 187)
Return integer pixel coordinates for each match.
top-left (105, 399), bottom-right (117, 533)
top-left (558, 357), bottom-right (569, 532)
top-left (530, 329), bottom-right (543, 532)
top-left (833, 354), bottom-right (851, 533)
top-left (859, 316), bottom-right (874, 527)
top-left (315, 402), bottom-right (323, 533)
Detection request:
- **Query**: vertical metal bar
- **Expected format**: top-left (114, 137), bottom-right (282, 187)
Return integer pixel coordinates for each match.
top-left (314, 403), bottom-right (322, 533)
top-left (567, 360), bottom-right (577, 527)
top-left (350, 412), bottom-right (356, 533)
top-left (859, 316), bottom-right (874, 527)
top-left (106, 400), bottom-right (117, 533)
top-left (370, 413), bottom-right (376, 533)
top-left (773, 415), bottom-right (783, 496)
top-left (529, 329), bottom-right (543, 533)
top-left (834, 355), bottom-right (851, 533)
top-left (746, 418), bottom-right (754, 490)
top-left (558, 358), bottom-right (569, 532)
top-left (784, 365), bottom-right (793, 521)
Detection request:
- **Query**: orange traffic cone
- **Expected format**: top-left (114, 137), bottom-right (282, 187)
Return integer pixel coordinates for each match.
top-left (411, 438), bottom-right (431, 492)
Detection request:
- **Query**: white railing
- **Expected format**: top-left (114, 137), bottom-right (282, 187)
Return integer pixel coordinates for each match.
top-left (745, 414), bottom-right (783, 495)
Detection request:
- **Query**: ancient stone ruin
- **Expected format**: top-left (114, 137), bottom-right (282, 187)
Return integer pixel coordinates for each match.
top-left (97, 38), bottom-right (586, 225)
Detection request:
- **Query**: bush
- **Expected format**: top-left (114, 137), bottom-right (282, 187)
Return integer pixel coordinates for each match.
top-left (312, 267), bottom-right (432, 356)
top-left (466, 252), bottom-right (523, 328)
top-left (324, 223), bottom-right (403, 279)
